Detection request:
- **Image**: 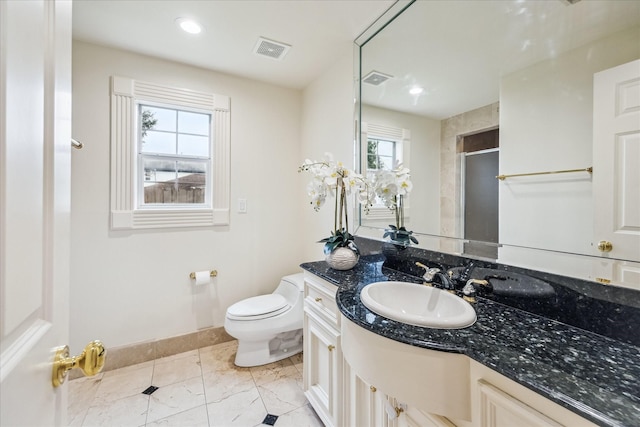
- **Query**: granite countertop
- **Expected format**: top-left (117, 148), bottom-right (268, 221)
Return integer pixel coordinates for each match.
top-left (301, 256), bottom-right (640, 427)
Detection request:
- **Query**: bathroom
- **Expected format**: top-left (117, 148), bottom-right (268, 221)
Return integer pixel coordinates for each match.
top-left (1, 0), bottom-right (639, 426)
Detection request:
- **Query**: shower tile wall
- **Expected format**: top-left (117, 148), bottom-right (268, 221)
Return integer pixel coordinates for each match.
top-left (440, 101), bottom-right (500, 251)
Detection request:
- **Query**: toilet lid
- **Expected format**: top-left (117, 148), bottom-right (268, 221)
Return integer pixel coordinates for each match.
top-left (227, 294), bottom-right (290, 320)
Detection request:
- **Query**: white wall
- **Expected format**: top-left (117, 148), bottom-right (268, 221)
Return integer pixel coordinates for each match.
top-left (71, 41), bottom-right (307, 351)
top-left (499, 27), bottom-right (640, 257)
top-left (299, 53), bottom-right (357, 261)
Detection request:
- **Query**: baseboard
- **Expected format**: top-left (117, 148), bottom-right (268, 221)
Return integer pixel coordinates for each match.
top-left (69, 326), bottom-right (234, 380)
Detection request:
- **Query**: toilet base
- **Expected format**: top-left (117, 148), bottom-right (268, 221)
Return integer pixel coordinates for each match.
top-left (234, 329), bottom-right (303, 367)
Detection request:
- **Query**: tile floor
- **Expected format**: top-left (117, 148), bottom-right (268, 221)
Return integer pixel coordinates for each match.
top-left (68, 340), bottom-right (324, 427)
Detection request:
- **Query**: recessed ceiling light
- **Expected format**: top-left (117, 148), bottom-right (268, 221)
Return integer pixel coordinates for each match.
top-left (409, 87), bottom-right (424, 95)
top-left (176, 18), bottom-right (203, 35)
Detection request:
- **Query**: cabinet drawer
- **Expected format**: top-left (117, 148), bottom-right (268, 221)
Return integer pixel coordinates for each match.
top-left (304, 273), bottom-right (339, 328)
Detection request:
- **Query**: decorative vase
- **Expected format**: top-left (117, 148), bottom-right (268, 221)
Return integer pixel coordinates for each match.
top-left (325, 247), bottom-right (359, 270)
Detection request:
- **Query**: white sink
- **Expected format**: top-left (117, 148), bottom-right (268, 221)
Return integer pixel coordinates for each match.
top-left (360, 281), bottom-right (476, 329)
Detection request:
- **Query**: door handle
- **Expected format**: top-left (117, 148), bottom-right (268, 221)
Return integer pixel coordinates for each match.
top-left (52, 340), bottom-right (106, 387)
top-left (597, 240), bottom-right (613, 252)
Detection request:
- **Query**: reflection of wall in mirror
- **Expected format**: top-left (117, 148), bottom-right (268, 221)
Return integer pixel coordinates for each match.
top-left (361, 105), bottom-right (440, 235)
top-left (499, 26), bottom-right (639, 270)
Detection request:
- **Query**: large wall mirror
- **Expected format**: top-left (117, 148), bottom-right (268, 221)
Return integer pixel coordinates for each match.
top-left (354, 0), bottom-right (640, 288)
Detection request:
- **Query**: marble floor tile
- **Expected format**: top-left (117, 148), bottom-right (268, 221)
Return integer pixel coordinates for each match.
top-left (202, 366), bottom-right (255, 402)
top-left (199, 341), bottom-right (240, 373)
top-left (94, 360), bottom-right (154, 403)
top-left (153, 350), bottom-right (202, 387)
top-left (257, 375), bottom-right (307, 415)
top-left (145, 404), bottom-right (210, 427)
top-left (68, 374), bottom-right (103, 426)
top-left (249, 358), bottom-right (299, 386)
top-left (206, 387), bottom-right (267, 427)
top-left (82, 393), bottom-right (149, 427)
top-left (275, 403), bottom-right (324, 427)
top-left (146, 376), bottom-right (206, 424)
top-left (289, 352), bottom-right (304, 375)
top-left (69, 341), bottom-right (313, 427)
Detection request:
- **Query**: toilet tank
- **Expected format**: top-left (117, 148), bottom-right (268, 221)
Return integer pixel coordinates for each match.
top-left (274, 272), bottom-right (305, 305)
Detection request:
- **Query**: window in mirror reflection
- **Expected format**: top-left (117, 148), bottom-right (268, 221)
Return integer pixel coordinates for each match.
top-left (367, 138), bottom-right (396, 171)
top-left (361, 123), bottom-right (410, 219)
top-left (367, 137), bottom-right (399, 210)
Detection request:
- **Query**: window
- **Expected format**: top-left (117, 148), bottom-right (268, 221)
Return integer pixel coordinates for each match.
top-left (110, 76), bottom-right (230, 229)
top-left (360, 122), bottom-right (410, 219)
top-left (138, 104), bottom-right (211, 206)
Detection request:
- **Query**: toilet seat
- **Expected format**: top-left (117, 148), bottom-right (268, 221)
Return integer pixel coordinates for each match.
top-left (226, 294), bottom-right (291, 321)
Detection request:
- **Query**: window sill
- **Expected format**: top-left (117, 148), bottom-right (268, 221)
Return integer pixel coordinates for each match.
top-left (363, 207), bottom-right (411, 221)
top-left (111, 207), bottom-right (229, 230)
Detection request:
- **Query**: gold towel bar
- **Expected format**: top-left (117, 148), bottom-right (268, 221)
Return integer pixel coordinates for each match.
top-left (496, 167), bottom-right (592, 181)
top-left (189, 270), bottom-right (218, 279)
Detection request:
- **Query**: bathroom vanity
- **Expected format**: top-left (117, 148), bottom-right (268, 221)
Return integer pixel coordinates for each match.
top-left (301, 248), bottom-right (640, 427)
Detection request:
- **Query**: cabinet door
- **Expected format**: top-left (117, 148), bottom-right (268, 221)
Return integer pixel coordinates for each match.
top-left (478, 381), bottom-right (562, 427)
top-left (304, 308), bottom-right (341, 427)
top-left (398, 404), bottom-right (457, 427)
top-left (344, 362), bottom-right (391, 427)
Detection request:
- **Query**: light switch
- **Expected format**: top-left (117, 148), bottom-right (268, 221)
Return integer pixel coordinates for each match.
top-left (238, 198), bottom-right (247, 213)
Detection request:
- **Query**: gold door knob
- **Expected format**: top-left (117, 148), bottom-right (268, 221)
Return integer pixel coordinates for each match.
top-left (327, 344), bottom-right (335, 352)
top-left (370, 385), bottom-right (377, 392)
top-left (52, 340), bottom-right (106, 387)
top-left (597, 240), bottom-right (613, 252)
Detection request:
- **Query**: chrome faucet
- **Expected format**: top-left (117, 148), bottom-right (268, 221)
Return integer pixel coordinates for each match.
top-left (431, 272), bottom-right (456, 290)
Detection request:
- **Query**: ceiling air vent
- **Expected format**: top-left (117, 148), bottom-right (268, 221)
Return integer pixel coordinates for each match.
top-left (363, 70), bottom-right (393, 86)
top-left (253, 37), bottom-right (291, 61)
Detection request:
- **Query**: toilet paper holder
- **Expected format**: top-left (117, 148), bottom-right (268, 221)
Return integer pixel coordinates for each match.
top-left (189, 270), bottom-right (218, 279)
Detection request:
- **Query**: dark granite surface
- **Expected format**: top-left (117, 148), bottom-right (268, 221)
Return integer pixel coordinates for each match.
top-left (300, 255), bottom-right (640, 427)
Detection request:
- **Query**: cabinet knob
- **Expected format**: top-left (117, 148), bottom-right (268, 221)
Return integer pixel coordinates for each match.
top-left (328, 344), bottom-right (335, 352)
top-left (385, 401), bottom-right (406, 419)
top-left (370, 385), bottom-right (377, 393)
top-left (315, 297), bottom-right (322, 302)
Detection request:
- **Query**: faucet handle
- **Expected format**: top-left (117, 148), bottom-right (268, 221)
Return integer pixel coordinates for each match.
top-left (415, 261), bottom-right (429, 271)
top-left (462, 279), bottom-right (492, 300)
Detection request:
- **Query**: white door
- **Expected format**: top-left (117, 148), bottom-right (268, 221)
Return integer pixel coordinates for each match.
top-left (593, 59), bottom-right (640, 286)
top-left (1, 0), bottom-right (72, 425)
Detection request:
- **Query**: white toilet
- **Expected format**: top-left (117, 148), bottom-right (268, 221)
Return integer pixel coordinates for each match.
top-left (224, 272), bottom-right (305, 367)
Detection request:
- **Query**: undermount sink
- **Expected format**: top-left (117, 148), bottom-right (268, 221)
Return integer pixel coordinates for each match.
top-left (360, 281), bottom-right (476, 329)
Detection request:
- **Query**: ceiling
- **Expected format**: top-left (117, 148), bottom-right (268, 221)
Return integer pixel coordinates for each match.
top-left (72, 0), bottom-right (396, 90)
top-left (361, 0), bottom-right (640, 119)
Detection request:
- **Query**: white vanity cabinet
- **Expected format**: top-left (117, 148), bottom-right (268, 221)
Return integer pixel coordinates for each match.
top-left (470, 362), bottom-right (596, 427)
top-left (303, 271), bottom-right (598, 427)
top-left (397, 406), bottom-right (459, 427)
top-left (344, 353), bottom-right (460, 427)
top-left (303, 273), bottom-right (343, 427)
top-left (343, 361), bottom-right (393, 427)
